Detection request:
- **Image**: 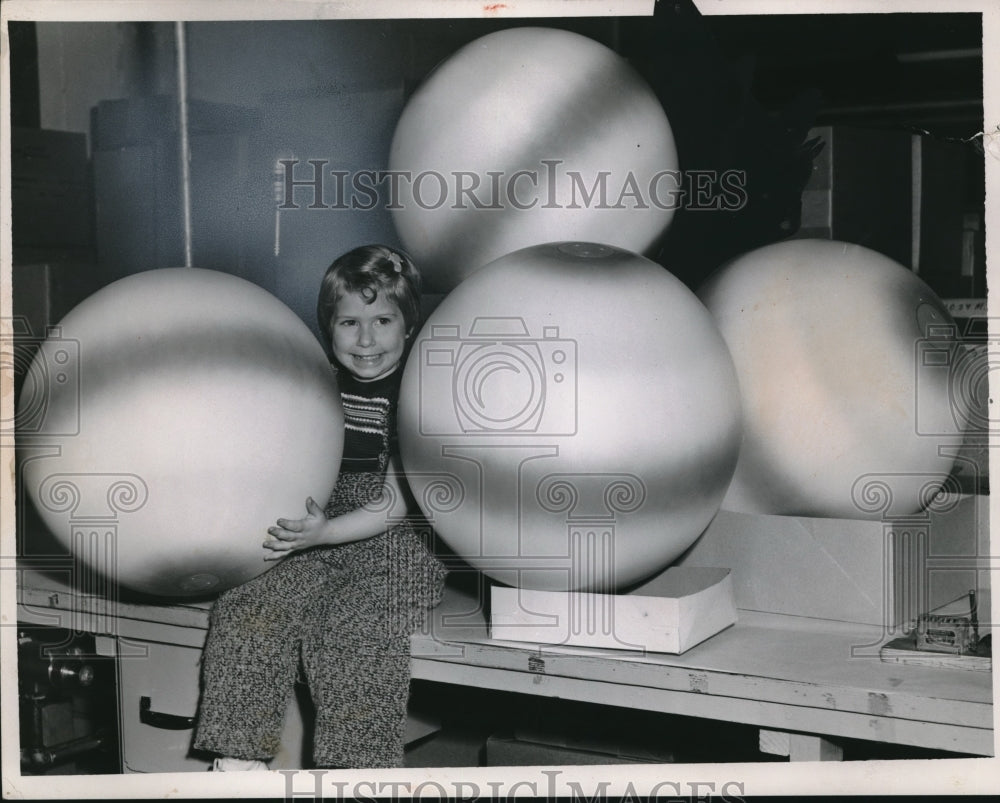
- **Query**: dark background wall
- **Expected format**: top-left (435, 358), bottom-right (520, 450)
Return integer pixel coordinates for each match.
top-left (8, 5), bottom-right (986, 340)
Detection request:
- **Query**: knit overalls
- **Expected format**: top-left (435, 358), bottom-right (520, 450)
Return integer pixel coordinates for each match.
top-left (193, 369), bottom-right (447, 768)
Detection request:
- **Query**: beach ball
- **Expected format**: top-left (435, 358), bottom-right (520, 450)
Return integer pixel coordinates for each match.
top-left (698, 238), bottom-right (968, 520)
top-left (18, 268), bottom-right (344, 598)
top-left (398, 242), bottom-right (742, 591)
top-left (389, 27), bottom-right (678, 293)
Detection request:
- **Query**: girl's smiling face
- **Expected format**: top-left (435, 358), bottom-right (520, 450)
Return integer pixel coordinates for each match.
top-left (330, 290), bottom-right (409, 382)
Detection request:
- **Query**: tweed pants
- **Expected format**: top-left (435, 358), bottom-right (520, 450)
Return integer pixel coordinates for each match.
top-left (193, 473), bottom-right (446, 768)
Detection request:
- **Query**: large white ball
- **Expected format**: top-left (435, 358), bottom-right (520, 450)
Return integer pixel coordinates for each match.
top-left (698, 239), bottom-right (968, 520)
top-left (398, 242), bottom-right (742, 591)
top-left (389, 27), bottom-right (678, 293)
top-left (19, 268), bottom-right (344, 598)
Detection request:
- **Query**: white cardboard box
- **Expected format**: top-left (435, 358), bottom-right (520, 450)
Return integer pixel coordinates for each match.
top-left (490, 567), bottom-right (736, 654)
top-left (675, 493), bottom-right (990, 630)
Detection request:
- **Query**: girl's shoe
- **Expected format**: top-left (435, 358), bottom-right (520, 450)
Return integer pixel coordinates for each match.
top-left (211, 757), bottom-right (269, 771)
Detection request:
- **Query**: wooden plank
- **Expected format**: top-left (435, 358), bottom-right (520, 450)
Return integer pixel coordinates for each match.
top-left (17, 572), bottom-right (211, 649)
top-left (415, 585), bottom-right (993, 724)
top-left (19, 568), bottom-right (993, 727)
top-left (788, 733), bottom-right (844, 762)
top-left (410, 659), bottom-right (993, 756)
top-left (415, 608), bottom-right (993, 729)
top-left (760, 729), bottom-right (847, 761)
top-left (881, 636), bottom-right (992, 673)
top-left (414, 636), bottom-right (992, 731)
top-left (16, 564), bottom-right (994, 748)
top-left (759, 729), bottom-right (791, 756)
top-left (17, 568), bottom-right (212, 630)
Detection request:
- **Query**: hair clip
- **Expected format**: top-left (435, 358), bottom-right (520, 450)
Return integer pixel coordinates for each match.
top-left (387, 252), bottom-right (403, 273)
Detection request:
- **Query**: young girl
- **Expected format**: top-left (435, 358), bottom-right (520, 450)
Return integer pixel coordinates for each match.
top-left (193, 245), bottom-right (446, 770)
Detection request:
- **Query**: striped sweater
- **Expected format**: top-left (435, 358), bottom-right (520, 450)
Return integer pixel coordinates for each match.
top-left (335, 368), bottom-right (400, 475)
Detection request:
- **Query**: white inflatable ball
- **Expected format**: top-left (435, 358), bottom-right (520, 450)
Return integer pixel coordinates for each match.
top-left (389, 27), bottom-right (678, 293)
top-left (698, 239), bottom-right (968, 520)
top-left (398, 242), bottom-right (742, 591)
top-left (19, 268), bottom-right (344, 598)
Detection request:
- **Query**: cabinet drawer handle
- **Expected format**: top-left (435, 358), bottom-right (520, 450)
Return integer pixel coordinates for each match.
top-left (139, 696), bottom-right (196, 730)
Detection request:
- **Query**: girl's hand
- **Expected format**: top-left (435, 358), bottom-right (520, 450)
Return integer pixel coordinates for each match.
top-left (263, 497), bottom-right (329, 560)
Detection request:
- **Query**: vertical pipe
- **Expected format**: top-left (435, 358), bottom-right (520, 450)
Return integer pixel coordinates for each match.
top-left (910, 133), bottom-right (922, 275)
top-left (175, 20), bottom-right (193, 268)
